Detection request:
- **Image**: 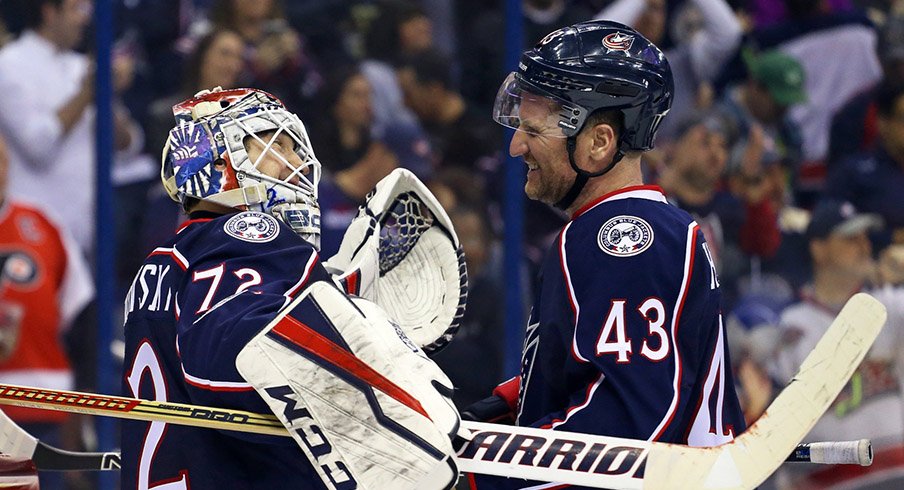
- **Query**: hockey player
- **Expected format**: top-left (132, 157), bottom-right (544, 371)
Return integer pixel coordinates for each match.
top-left (466, 20), bottom-right (746, 488)
top-left (121, 88), bottom-right (459, 490)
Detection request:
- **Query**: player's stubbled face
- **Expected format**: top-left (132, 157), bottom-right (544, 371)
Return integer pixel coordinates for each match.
top-left (509, 95), bottom-right (574, 205)
top-left (243, 130), bottom-right (308, 186)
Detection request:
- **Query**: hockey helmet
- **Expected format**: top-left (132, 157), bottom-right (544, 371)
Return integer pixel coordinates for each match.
top-left (493, 20), bottom-right (674, 151)
top-left (161, 87), bottom-right (322, 248)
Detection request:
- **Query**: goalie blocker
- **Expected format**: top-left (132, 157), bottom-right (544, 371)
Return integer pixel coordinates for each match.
top-left (236, 280), bottom-right (460, 490)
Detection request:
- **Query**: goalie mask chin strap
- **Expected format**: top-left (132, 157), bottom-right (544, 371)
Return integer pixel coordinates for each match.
top-left (554, 136), bottom-right (624, 211)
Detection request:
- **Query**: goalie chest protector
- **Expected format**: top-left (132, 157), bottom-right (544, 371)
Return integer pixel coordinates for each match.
top-left (121, 211), bottom-right (332, 490)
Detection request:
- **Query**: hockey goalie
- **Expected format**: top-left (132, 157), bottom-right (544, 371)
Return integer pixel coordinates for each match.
top-left (121, 87), bottom-right (464, 490)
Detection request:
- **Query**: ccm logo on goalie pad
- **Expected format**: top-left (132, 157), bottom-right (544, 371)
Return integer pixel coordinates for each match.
top-left (457, 429), bottom-right (647, 479)
top-left (265, 385), bottom-right (357, 489)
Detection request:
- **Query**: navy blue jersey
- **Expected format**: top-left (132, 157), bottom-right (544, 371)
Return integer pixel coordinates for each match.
top-left (121, 210), bottom-right (333, 490)
top-left (471, 186), bottom-right (745, 489)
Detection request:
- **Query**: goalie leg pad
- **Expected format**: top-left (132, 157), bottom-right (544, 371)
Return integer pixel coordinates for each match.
top-left (236, 280), bottom-right (459, 490)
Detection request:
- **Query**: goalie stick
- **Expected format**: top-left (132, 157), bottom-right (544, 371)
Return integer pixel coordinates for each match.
top-left (0, 409), bottom-right (120, 471)
top-left (0, 293), bottom-right (885, 488)
top-left (0, 407), bottom-right (872, 473)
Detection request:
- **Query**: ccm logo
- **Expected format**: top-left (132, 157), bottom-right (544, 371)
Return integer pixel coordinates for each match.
top-left (458, 431), bottom-right (647, 478)
top-left (265, 385), bottom-right (358, 489)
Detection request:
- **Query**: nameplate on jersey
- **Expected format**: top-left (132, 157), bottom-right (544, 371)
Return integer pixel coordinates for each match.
top-left (223, 211), bottom-right (280, 243)
top-left (597, 215), bottom-right (654, 257)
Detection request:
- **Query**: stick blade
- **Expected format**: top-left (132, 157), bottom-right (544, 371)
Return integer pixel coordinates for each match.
top-left (644, 292), bottom-right (887, 490)
top-left (0, 409), bottom-right (37, 460)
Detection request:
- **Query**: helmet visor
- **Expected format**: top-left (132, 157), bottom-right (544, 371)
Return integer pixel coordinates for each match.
top-left (492, 72), bottom-right (584, 138)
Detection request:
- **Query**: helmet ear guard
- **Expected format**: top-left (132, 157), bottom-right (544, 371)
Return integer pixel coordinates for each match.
top-left (161, 87), bottom-right (323, 248)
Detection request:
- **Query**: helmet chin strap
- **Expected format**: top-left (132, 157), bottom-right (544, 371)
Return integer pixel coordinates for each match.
top-left (554, 136), bottom-right (624, 211)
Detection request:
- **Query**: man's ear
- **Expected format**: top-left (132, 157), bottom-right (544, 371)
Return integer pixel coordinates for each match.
top-left (586, 122), bottom-right (618, 164)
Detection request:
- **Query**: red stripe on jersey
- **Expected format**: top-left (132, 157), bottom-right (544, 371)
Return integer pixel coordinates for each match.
top-left (651, 223), bottom-right (698, 441)
top-left (557, 227), bottom-right (578, 322)
top-left (542, 373), bottom-right (604, 430)
top-left (148, 248), bottom-right (188, 271)
top-left (557, 223), bottom-right (588, 364)
top-left (571, 184), bottom-right (666, 219)
top-left (270, 315), bottom-right (429, 419)
top-left (286, 252), bottom-right (319, 298)
top-left (176, 218), bottom-right (213, 233)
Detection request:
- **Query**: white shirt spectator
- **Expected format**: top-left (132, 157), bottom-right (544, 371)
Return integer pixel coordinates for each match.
top-left (773, 285), bottom-right (904, 487)
top-left (0, 31), bottom-right (95, 252)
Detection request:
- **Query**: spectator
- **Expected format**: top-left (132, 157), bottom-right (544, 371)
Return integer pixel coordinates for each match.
top-left (724, 292), bottom-right (787, 426)
top-left (308, 64), bottom-right (375, 174)
top-left (358, 0), bottom-right (431, 132)
top-left (596, 0), bottom-right (743, 143)
top-left (719, 48), bottom-right (806, 199)
top-left (828, 15), bottom-right (904, 167)
top-left (397, 48), bottom-right (501, 171)
top-left (658, 112), bottom-right (782, 308)
top-left (0, 0), bottom-right (140, 255)
top-left (147, 28), bottom-right (246, 154)
top-left (827, 80), bottom-right (904, 247)
top-left (717, 48), bottom-right (810, 290)
top-left (0, 134), bottom-right (94, 490)
top-left (458, 0), bottom-right (593, 107)
top-left (318, 119), bottom-right (433, 258)
top-left (749, 0), bottom-right (882, 205)
top-left (201, 0), bottom-right (322, 117)
top-left (768, 199), bottom-right (904, 488)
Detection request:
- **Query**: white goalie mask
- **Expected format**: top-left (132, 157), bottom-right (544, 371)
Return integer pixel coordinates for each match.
top-left (161, 87), bottom-right (322, 248)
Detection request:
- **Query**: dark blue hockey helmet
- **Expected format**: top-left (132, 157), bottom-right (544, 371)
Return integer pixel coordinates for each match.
top-left (493, 20), bottom-right (674, 151)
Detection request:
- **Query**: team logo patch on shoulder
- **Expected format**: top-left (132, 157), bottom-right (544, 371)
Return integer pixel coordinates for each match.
top-left (224, 212), bottom-right (280, 243)
top-left (597, 215), bottom-right (654, 257)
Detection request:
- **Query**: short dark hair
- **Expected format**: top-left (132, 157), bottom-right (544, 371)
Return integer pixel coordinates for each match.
top-left (362, 0), bottom-right (427, 63)
top-left (9, 0), bottom-right (62, 32)
top-left (401, 49), bottom-right (453, 90)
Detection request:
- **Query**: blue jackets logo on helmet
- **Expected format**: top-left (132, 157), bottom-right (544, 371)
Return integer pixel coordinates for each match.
top-left (598, 215), bottom-right (654, 257)
top-left (224, 212), bottom-right (281, 243)
top-left (602, 32), bottom-right (634, 52)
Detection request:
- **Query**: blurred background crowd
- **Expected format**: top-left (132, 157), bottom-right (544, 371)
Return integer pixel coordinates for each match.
top-left (1, 0), bottom-right (904, 488)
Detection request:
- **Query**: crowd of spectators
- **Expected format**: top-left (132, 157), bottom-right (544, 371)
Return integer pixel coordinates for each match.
top-left (1, 0), bottom-right (904, 488)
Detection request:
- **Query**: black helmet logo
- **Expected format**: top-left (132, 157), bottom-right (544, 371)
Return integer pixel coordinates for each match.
top-left (602, 32), bottom-right (634, 52)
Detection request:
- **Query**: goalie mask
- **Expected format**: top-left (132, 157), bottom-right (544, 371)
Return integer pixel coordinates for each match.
top-left (161, 87), bottom-right (322, 248)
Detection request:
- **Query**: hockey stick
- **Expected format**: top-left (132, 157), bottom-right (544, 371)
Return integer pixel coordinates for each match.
top-left (0, 293), bottom-right (885, 488)
top-left (0, 403), bottom-right (871, 472)
top-left (0, 409), bottom-right (120, 471)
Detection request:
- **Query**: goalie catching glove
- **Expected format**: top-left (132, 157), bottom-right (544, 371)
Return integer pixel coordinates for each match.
top-left (236, 280), bottom-right (460, 490)
top-left (323, 168), bottom-right (467, 353)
